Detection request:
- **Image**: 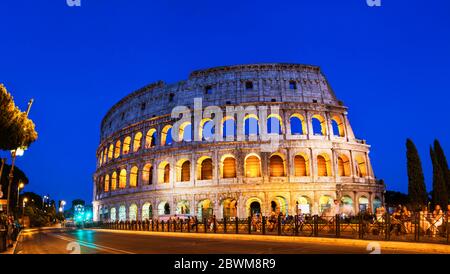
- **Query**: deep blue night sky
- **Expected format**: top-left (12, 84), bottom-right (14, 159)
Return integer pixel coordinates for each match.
top-left (0, 0), bottom-right (449, 205)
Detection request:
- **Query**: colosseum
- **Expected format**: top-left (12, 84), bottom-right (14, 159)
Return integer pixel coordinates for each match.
top-left (93, 63), bottom-right (385, 223)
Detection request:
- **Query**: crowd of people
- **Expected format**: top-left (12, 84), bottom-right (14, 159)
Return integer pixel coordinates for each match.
top-left (0, 215), bottom-right (21, 250)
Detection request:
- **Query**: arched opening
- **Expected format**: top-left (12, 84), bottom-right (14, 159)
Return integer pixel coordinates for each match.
top-left (248, 200), bottom-right (261, 217)
top-left (355, 155), bottom-right (368, 177)
top-left (129, 204), bottom-right (137, 221)
top-left (158, 161), bottom-right (170, 183)
top-left (337, 155), bottom-right (351, 177)
top-left (269, 154), bottom-right (285, 177)
top-left (222, 117), bottom-right (236, 139)
top-left (270, 196), bottom-right (288, 215)
top-left (111, 171), bottom-right (117, 190)
top-left (245, 154), bottom-right (261, 178)
top-left (221, 199), bottom-right (237, 219)
top-left (359, 196), bottom-right (369, 212)
top-left (108, 144), bottom-right (113, 160)
top-left (290, 114), bottom-right (306, 135)
top-left (311, 114), bottom-right (327, 136)
top-left (161, 125), bottom-right (173, 146)
top-left (133, 132), bottom-right (143, 152)
top-left (114, 140), bottom-right (121, 158)
top-left (119, 169), bottom-right (127, 188)
top-left (200, 119), bottom-right (215, 141)
top-left (331, 115), bottom-right (345, 137)
top-left (145, 128), bottom-right (157, 149)
top-left (317, 154), bottom-right (331, 177)
top-left (319, 195), bottom-right (333, 214)
top-left (141, 202), bottom-right (152, 220)
top-left (177, 159), bottom-right (191, 182)
top-left (221, 156), bottom-right (236, 178)
top-left (118, 205), bottom-right (126, 221)
top-left (130, 166), bottom-right (138, 187)
top-left (197, 157), bottom-right (213, 180)
top-left (373, 197), bottom-right (382, 213)
top-left (297, 196), bottom-right (311, 214)
top-left (267, 114), bottom-right (282, 134)
top-left (176, 200), bottom-right (190, 215)
top-left (197, 199), bottom-right (213, 220)
top-left (341, 195), bottom-right (354, 216)
top-left (110, 207), bottom-right (117, 222)
top-left (122, 136), bottom-right (131, 155)
top-left (103, 147), bottom-right (108, 163)
top-left (142, 163), bottom-right (152, 185)
top-left (244, 115), bottom-right (259, 136)
top-left (294, 154), bottom-right (309, 176)
top-left (179, 122), bottom-right (192, 142)
top-left (158, 201), bottom-right (170, 215)
top-left (104, 175), bottom-right (110, 192)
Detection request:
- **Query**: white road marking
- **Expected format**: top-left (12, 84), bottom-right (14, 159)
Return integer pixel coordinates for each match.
top-left (48, 233), bottom-right (135, 254)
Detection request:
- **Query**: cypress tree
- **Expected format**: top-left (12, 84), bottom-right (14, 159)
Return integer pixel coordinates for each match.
top-left (406, 139), bottom-right (427, 210)
top-left (430, 146), bottom-right (448, 208)
top-left (433, 139), bottom-right (450, 200)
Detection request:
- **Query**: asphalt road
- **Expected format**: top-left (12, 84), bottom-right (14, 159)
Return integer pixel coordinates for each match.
top-left (13, 228), bottom-right (450, 254)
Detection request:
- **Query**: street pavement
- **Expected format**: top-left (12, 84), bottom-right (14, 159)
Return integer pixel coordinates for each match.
top-left (12, 227), bottom-right (450, 254)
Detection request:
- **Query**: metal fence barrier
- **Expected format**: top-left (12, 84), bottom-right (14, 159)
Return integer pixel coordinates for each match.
top-left (98, 212), bottom-right (450, 245)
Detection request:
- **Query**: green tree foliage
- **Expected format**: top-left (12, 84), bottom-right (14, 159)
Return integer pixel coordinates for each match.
top-left (21, 192), bottom-right (64, 227)
top-left (0, 84), bottom-right (38, 150)
top-left (433, 139), bottom-right (450, 201)
top-left (385, 190), bottom-right (409, 208)
top-left (406, 139), bottom-right (428, 210)
top-left (0, 164), bottom-right (29, 211)
top-left (430, 146), bottom-right (448, 208)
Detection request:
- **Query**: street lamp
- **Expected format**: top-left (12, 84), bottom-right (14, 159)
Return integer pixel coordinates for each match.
top-left (22, 197), bottom-right (28, 226)
top-left (16, 181), bottom-right (25, 208)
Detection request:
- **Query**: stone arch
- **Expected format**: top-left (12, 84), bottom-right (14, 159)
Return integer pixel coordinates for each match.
top-left (197, 199), bottom-right (213, 220)
top-left (161, 125), bottom-right (173, 146)
top-left (294, 153), bottom-right (310, 176)
top-left (296, 196), bottom-right (312, 214)
top-left (176, 158), bottom-right (191, 182)
top-left (222, 116), bottom-right (236, 139)
top-left (319, 195), bottom-right (333, 214)
top-left (337, 154), bottom-right (351, 177)
top-left (269, 153), bottom-right (286, 177)
top-left (108, 144), bottom-right (113, 160)
top-left (317, 153), bottom-right (332, 177)
top-left (118, 205), bottom-right (126, 221)
top-left (197, 156), bottom-right (213, 180)
top-left (129, 203), bottom-right (138, 221)
top-left (244, 153), bottom-right (261, 178)
top-left (158, 161), bottom-right (170, 183)
top-left (340, 195), bottom-right (355, 216)
top-left (355, 154), bottom-right (368, 177)
top-left (158, 201), bottom-right (170, 215)
top-left (245, 197), bottom-right (262, 217)
top-left (104, 174), bottom-right (110, 192)
top-left (111, 171), bottom-right (117, 190)
top-left (130, 166), bottom-right (138, 187)
top-left (358, 195), bottom-right (369, 212)
top-left (123, 136), bottom-right (131, 155)
top-left (270, 196), bottom-right (288, 215)
top-left (267, 113), bottom-right (283, 134)
top-left (145, 128), bottom-right (157, 148)
top-left (243, 114), bottom-right (259, 136)
top-left (221, 198), bottom-right (237, 219)
top-left (141, 202), bottom-right (153, 220)
top-left (110, 207), bottom-right (117, 222)
top-left (114, 140), bottom-right (121, 158)
top-left (142, 163), bottom-right (152, 185)
top-left (199, 118), bottom-right (215, 141)
top-left (220, 154), bottom-right (236, 178)
top-left (176, 200), bottom-right (190, 215)
top-left (290, 113), bottom-right (307, 135)
top-left (311, 114), bottom-right (327, 136)
top-left (179, 122), bottom-right (192, 142)
top-left (133, 132), bottom-right (143, 152)
top-left (119, 168), bottom-right (127, 188)
top-left (331, 114), bottom-right (345, 137)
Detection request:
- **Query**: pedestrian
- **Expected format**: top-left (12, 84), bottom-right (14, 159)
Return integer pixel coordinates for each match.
top-left (431, 205), bottom-right (444, 237)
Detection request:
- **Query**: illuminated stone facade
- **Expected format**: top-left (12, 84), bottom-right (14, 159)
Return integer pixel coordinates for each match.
top-left (93, 63), bottom-right (385, 222)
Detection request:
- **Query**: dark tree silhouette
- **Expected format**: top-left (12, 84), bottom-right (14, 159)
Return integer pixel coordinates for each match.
top-left (430, 146), bottom-right (448, 208)
top-left (406, 139), bottom-right (428, 210)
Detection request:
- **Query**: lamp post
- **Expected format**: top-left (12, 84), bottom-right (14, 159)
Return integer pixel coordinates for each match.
top-left (16, 182), bottom-right (25, 208)
top-left (22, 197), bottom-right (28, 226)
